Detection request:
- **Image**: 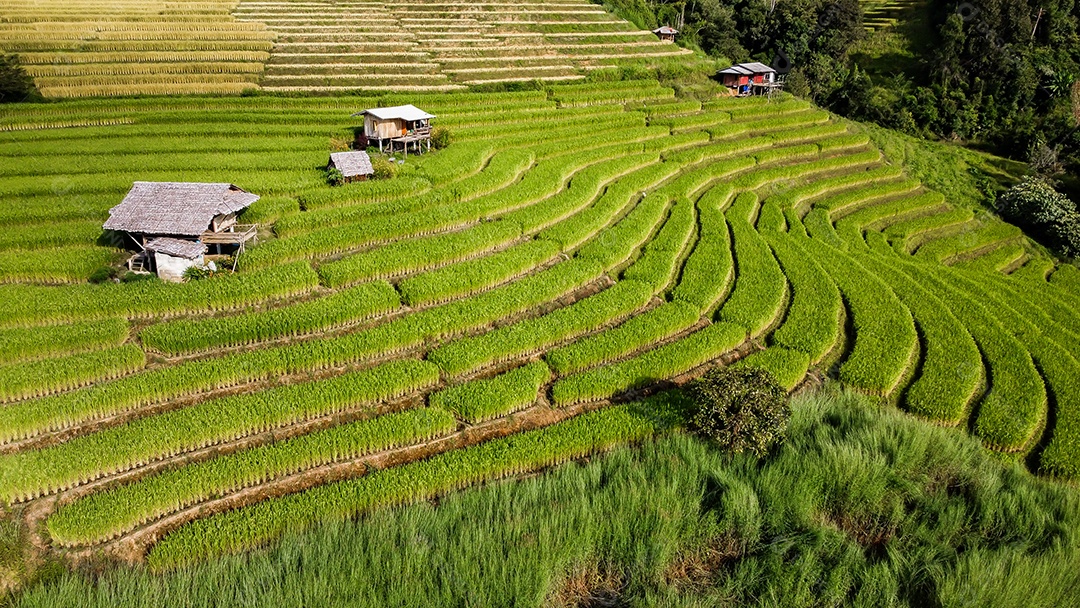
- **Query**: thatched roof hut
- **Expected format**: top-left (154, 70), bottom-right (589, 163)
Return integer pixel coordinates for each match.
top-left (146, 237), bottom-right (207, 260)
top-left (104, 182), bottom-right (260, 239)
top-left (652, 26), bottom-right (678, 41)
top-left (329, 151), bottom-right (374, 182)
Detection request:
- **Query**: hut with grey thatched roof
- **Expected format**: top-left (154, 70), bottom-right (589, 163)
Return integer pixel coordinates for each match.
top-left (104, 181), bottom-right (260, 279)
top-left (328, 151), bottom-right (374, 183)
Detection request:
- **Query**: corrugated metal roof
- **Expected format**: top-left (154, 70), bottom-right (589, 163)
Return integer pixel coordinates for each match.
top-left (329, 151), bottom-right (375, 178)
top-left (146, 237), bottom-right (206, 260)
top-left (718, 62), bottom-right (776, 75)
top-left (103, 182), bottom-right (260, 237)
top-left (653, 26), bottom-right (678, 34)
top-left (354, 104), bottom-right (436, 121)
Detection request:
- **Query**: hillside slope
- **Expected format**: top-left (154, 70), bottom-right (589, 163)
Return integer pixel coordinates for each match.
top-left (1, 84), bottom-right (1078, 579)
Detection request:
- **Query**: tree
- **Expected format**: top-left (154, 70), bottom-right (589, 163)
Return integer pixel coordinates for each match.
top-left (0, 54), bottom-right (36, 103)
top-left (997, 176), bottom-right (1080, 258)
top-left (687, 366), bottom-right (790, 457)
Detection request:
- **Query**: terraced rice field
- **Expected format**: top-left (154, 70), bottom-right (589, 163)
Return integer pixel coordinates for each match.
top-left (0, 0), bottom-right (690, 97)
top-left (0, 0), bottom-right (273, 97)
top-left (239, 0), bottom-right (691, 91)
top-left (861, 0), bottom-right (924, 31)
top-left (2, 81), bottom-right (1078, 572)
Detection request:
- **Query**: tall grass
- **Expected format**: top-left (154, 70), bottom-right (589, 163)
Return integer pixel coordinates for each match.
top-left (15, 388), bottom-right (1080, 607)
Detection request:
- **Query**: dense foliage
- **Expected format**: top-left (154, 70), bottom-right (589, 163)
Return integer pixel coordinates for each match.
top-left (604, 0), bottom-right (1080, 166)
top-left (688, 366), bottom-right (790, 456)
top-left (0, 54), bottom-right (35, 103)
top-left (998, 176), bottom-right (1080, 257)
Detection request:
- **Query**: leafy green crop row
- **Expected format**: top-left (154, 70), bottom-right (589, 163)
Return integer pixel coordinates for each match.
top-left (429, 280), bottom-right (653, 377)
top-left (859, 250), bottom-right (984, 424)
top-left (552, 321), bottom-right (746, 405)
top-left (733, 347), bottom-right (810, 391)
top-left (915, 221), bottom-right (1022, 263)
top-left (0, 360), bottom-right (440, 504)
top-left (622, 198), bottom-right (696, 292)
top-left (884, 207), bottom-right (975, 252)
top-left (46, 407), bottom-right (456, 546)
top-left (766, 235), bottom-right (842, 364)
top-left (575, 192), bottom-right (669, 270)
top-left (834, 191), bottom-right (946, 234)
top-left (147, 403), bottom-right (659, 569)
top-left (0, 260), bottom-right (603, 445)
top-left (0, 344), bottom-right (145, 403)
top-left (429, 362), bottom-right (551, 423)
top-left (398, 240), bottom-right (560, 307)
top-left (318, 221), bottom-right (521, 289)
top-left (813, 178), bottom-right (922, 219)
top-left (717, 193), bottom-right (788, 338)
top-left (0, 261), bottom-right (319, 328)
top-left (803, 239), bottom-right (917, 397)
top-left (545, 302), bottom-right (700, 376)
top-left (0, 318), bottom-right (128, 364)
top-left (670, 186), bottom-right (734, 314)
top-left (140, 281), bottom-right (400, 356)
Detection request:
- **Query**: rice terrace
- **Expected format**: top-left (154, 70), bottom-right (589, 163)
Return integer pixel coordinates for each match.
top-left (2, 0), bottom-right (1080, 604)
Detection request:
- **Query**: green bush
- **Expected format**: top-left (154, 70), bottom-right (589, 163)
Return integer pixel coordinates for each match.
top-left (687, 366), bottom-right (790, 457)
top-left (0, 53), bottom-right (36, 103)
top-left (430, 126), bottom-right (452, 150)
top-left (87, 266), bottom-right (116, 284)
top-left (997, 177), bottom-right (1080, 258)
top-left (325, 167), bottom-right (344, 187)
top-left (371, 157), bottom-right (397, 180)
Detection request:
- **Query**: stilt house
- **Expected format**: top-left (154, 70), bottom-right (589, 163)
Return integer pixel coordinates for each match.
top-left (718, 62), bottom-right (778, 96)
top-left (328, 150), bottom-right (374, 183)
top-left (354, 104), bottom-right (435, 156)
top-left (652, 26), bottom-right (678, 42)
top-left (103, 181), bottom-right (260, 281)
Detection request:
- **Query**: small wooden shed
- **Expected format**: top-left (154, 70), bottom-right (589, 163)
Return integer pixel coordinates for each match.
top-left (328, 150), bottom-right (374, 183)
top-left (354, 104), bottom-right (435, 155)
top-left (145, 237), bottom-right (206, 282)
top-left (652, 26), bottom-right (678, 42)
top-left (718, 62), bottom-right (777, 96)
top-left (103, 181), bottom-right (260, 279)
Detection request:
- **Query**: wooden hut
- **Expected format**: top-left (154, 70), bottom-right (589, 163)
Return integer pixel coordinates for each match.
top-left (652, 26), bottom-right (678, 42)
top-left (103, 181), bottom-right (260, 279)
top-left (717, 62), bottom-right (778, 96)
top-left (354, 104), bottom-right (435, 156)
top-left (328, 150), bottom-right (374, 183)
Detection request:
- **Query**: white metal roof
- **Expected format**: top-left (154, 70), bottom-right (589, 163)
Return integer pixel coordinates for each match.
top-left (653, 26), bottom-right (678, 34)
top-left (357, 104), bottom-right (435, 121)
top-left (718, 62), bottom-right (777, 76)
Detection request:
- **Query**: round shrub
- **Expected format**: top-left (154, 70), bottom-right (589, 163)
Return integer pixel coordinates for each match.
top-left (430, 126), bottom-right (452, 150)
top-left (687, 366), bottom-right (790, 457)
top-left (371, 157), bottom-right (398, 180)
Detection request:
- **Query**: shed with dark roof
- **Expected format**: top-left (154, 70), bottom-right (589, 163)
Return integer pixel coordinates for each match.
top-left (328, 151), bottom-right (375, 183)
